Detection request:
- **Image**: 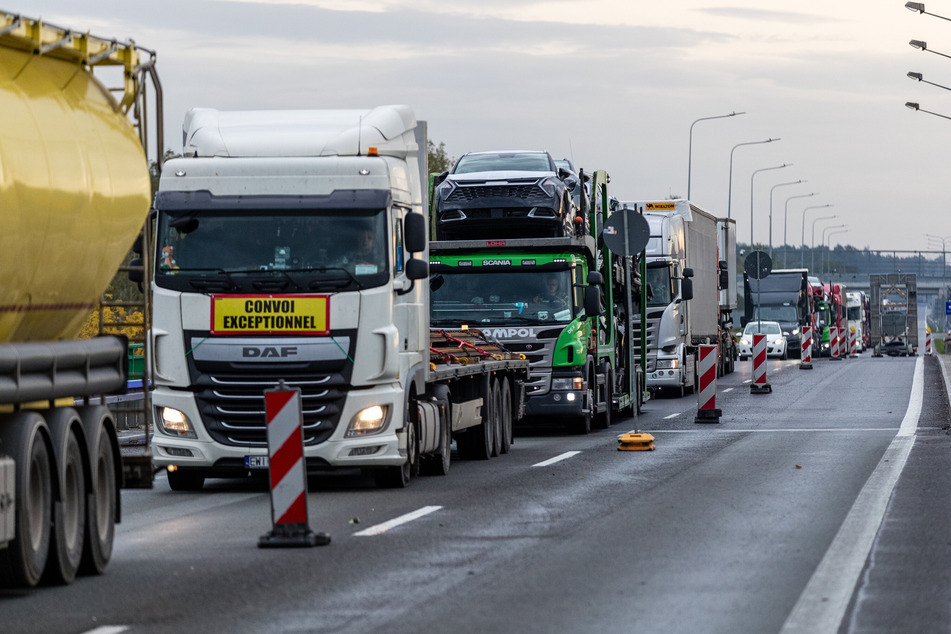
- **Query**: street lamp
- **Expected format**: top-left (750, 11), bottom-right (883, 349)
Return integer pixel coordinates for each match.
top-left (823, 228), bottom-right (849, 276)
top-left (926, 233), bottom-right (951, 279)
top-left (688, 111), bottom-right (745, 200)
top-left (908, 72), bottom-right (951, 92)
top-left (906, 2), bottom-right (951, 22)
top-left (909, 40), bottom-right (951, 61)
top-left (783, 192), bottom-right (815, 266)
top-left (820, 224), bottom-right (847, 275)
top-left (750, 164), bottom-right (790, 249)
top-left (727, 138), bottom-right (780, 219)
top-left (800, 204), bottom-right (834, 267)
top-left (906, 101), bottom-right (951, 121)
top-left (811, 215), bottom-right (838, 272)
top-left (768, 180), bottom-right (804, 258)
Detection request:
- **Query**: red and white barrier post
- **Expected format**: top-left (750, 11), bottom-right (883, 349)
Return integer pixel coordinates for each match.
top-left (800, 325), bottom-right (813, 370)
top-left (829, 326), bottom-right (841, 360)
top-left (849, 329), bottom-right (858, 358)
top-left (926, 330), bottom-right (933, 355)
top-left (750, 333), bottom-right (771, 393)
top-left (695, 344), bottom-right (721, 423)
top-left (259, 383), bottom-right (330, 548)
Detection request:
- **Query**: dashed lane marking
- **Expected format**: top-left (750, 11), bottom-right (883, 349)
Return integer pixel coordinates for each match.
top-left (532, 451), bottom-right (581, 467)
top-left (353, 506), bottom-right (442, 536)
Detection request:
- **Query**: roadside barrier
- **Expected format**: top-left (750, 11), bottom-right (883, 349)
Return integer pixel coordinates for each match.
top-left (695, 344), bottom-right (721, 423)
top-left (750, 333), bottom-right (771, 393)
top-left (259, 383), bottom-right (330, 548)
top-left (800, 326), bottom-right (813, 369)
top-left (830, 326), bottom-right (841, 361)
top-left (849, 329), bottom-right (858, 358)
top-left (926, 330), bottom-right (933, 355)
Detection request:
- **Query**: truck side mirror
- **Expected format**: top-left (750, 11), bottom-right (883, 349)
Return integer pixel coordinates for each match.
top-left (586, 271), bottom-right (603, 285)
top-left (682, 267), bottom-right (694, 279)
top-left (405, 257), bottom-right (428, 280)
top-left (584, 285), bottom-right (601, 316)
top-left (681, 277), bottom-right (694, 301)
top-left (719, 269), bottom-right (729, 288)
top-left (404, 213), bottom-right (427, 253)
top-left (128, 257), bottom-right (143, 284)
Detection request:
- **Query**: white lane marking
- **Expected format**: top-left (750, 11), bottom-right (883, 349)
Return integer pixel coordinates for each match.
top-left (353, 506), bottom-right (442, 537)
top-left (532, 451), bottom-right (581, 467)
top-left (743, 379), bottom-right (752, 384)
top-left (722, 387), bottom-right (734, 393)
top-left (82, 628), bottom-right (129, 634)
top-left (650, 428), bottom-right (897, 433)
top-left (780, 357), bottom-right (923, 633)
top-left (663, 413), bottom-right (681, 420)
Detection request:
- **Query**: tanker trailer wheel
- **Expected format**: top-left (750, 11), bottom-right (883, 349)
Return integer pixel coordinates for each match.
top-left (78, 406), bottom-right (119, 575)
top-left (43, 408), bottom-right (87, 585)
top-left (0, 412), bottom-right (53, 587)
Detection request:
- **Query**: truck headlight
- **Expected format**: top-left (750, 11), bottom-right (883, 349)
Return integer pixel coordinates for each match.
top-left (346, 405), bottom-right (389, 437)
top-left (157, 407), bottom-right (197, 439)
top-left (656, 359), bottom-right (680, 369)
top-left (551, 377), bottom-right (584, 390)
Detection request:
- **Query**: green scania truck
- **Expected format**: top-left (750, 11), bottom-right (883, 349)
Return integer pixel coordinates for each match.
top-left (429, 167), bottom-right (644, 433)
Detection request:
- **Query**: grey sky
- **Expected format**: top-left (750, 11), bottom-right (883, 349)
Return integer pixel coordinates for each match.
top-left (16, 1), bottom-right (951, 252)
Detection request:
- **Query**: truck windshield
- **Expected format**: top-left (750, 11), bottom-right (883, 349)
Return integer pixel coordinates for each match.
top-left (155, 209), bottom-right (388, 293)
top-left (431, 269), bottom-right (577, 325)
top-left (755, 305), bottom-right (798, 322)
top-left (645, 265), bottom-right (673, 307)
top-left (847, 306), bottom-right (862, 320)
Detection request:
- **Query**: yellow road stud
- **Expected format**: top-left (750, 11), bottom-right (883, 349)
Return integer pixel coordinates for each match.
top-left (617, 432), bottom-right (655, 451)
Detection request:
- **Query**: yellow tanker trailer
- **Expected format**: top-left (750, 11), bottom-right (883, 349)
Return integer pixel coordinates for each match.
top-left (0, 11), bottom-right (160, 587)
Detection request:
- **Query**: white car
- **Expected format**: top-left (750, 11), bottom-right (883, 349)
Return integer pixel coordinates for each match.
top-left (738, 321), bottom-right (788, 360)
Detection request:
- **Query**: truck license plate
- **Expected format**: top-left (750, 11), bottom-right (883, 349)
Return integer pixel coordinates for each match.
top-left (245, 455), bottom-right (269, 469)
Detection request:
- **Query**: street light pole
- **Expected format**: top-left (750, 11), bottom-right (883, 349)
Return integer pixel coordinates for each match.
top-left (749, 164), bottom-right (790, 249)
top-left (906, 2), bottom-right (951, 22)
top-left (906, 101), bottom-right (951, 121)
top-left (801, 204), bottom-right (834, 268)
top-left (823, 228), bottom-right (849, 276)
top-left (768, 180), bottom-right (803, 259)
top-left (907, 72), bottom-right (951, 92)
top-left (811, 215), bottom-right (838, 273)
top-left (909, 40), bottom-right (951, 61)
top-left (821, 224), bottom-right (847, 275)
top-left (727, 138), bottom-right (779, 219)
top-left (688, 111), bottom-right (745, 200)
top-left (783, 192), bottom-right (815, 267)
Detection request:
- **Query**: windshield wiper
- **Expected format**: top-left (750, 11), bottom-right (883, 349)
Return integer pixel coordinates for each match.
top-left (251, 269), bottom-right (303, 292)
top-left (305, 267), bottom-right (365, 291)
top-left (182, 269), bottom-right (239, 291)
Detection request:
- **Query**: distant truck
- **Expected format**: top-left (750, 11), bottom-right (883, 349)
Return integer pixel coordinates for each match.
top-left (869, 274), bottom-right (918, 357)
top-left (149, 106), bottom-right (529, 490)
top-left (744, 268), bottom-right (812, 358)
top-left (0, 12), bottom-right (160, 587)
top-left (617, 200), bottom-right (723, 397)
top-left (429, 169), bottom-right (643, 433)
top-left (846, 291), bottom-right (868, 352)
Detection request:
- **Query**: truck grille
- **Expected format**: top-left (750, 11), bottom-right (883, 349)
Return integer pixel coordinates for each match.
top-left (193, 373), bottom-right (346, 447)
top-left (631, 310), bottom-right (665, 372)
